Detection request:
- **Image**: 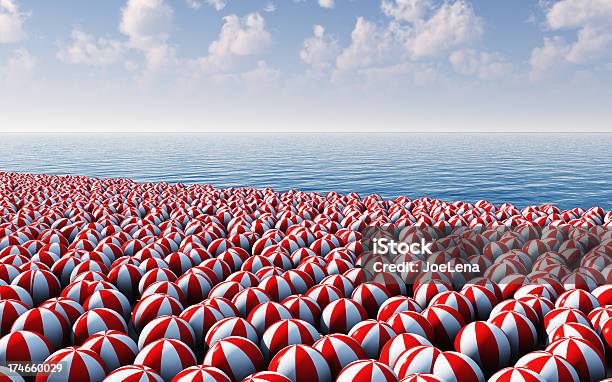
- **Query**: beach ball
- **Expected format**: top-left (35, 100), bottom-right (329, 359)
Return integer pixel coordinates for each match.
top-left (176, 272), bottom-right (214, 306)
top-left (377, 296), bottom-right (422, 322)
top-left (0, 330), bottom-right (53, 364)
top-left (413, 282), bottom-right (452, 313)
top-left (40, 297), bottom-right (85, 325)
top-left (171, 365), bottom-right (231, 382)
top-left (351, 283), bottom-right (391, 318)
top-left (487, 310), bottom-right (537, 357)
top-left (0, 299), bottom-right (28, 336)
top-left (11, 269), bottom-right (61, 306)
top-left (515, 351), bottom-right (579, 382)
top-left (305, 285), bottom-right (343, 309)
top-left (282, 270), bottom-right (315, 294)
top-left (72, 307), bottom-right (128, 344)
top-left (591, 284), bottom-right (612, 305)
top-left (241, 371), bottom-right (292, 382)
top-left (203, 336), bottom-right (265, 382)
top-left (83, 289), bottom-right (131, 320)
top-left (103, 365), bottom-right (164, 382)
top-left (516, 294), bottom-right (554, 322)
top-left (487, 367), bottom-right (547, 382)
top-left (81, 330), bottom-right (138, 371)
top-left (379, 333), bottom-right (432, 368)
top-left (545, 337), bottom-right (606, 382)
top-left (393, 345), bottom-right (441, 378)
top-left (0, 285), bottom-right (34, 307)
top-left (336, 360), bottom-right (398, 382)
top-left (432, 351), bottom-right (484, 382)
top-left (11, 307), bottom-right (69, 349)
top-left (36, 347), bottom-right (107, 382)
top-left (209, 280), bottom-right (244, 300)
top-left (232, 287), bottom-right (271, 318)
top-left (543, 307), bottom-right (591, 334)
top-left (421, 304), bottom-right (465, 349)
top-left (227, 271), bottom-right (261, 288)
top-left (246, 302), bottom-right (292, 335)
top-left (178, 304), bottom-right (224, 347)
top-left (312, 334), bottom-right (365, 376)
top-left (429, 291), bottom-right (475, 322)
top-left (132, 293), bottom-right (184, 332)
top-left (206, 317), bottom-right (259, 347)
top-left (453, 321), bottom-right (511, 374)
top-left (460, 285), bottom-right (498, 320)
top-left (138, 269), bottom-right (177, 294)
top-left (385, 311), bottom-right (435, 341)
top-left (320, 298), bottom-right (367, 334)
top-left (490, 299), bottom-right (539, 326)
top-left (142, 281), bottom-right (186, 305)
top-left (555, 289), bottom-right (600, 314)
top-left (138, 315), bottom-right (196, 351)
top-left (548, 322), bottom-right (605, 354)
top-left (281, 295), bottom-right (321, 326)
top-left (134, 338), bottom-right (197, 382)
top-left (261, 318), bottom-right (320, 359)
top-left (268, 344), bottom-right (332, 382)
top-left (203, 296), bottom-right (239, 318)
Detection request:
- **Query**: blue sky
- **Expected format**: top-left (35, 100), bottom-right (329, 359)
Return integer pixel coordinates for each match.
top-left (1, 0), bottom-right (611, 132)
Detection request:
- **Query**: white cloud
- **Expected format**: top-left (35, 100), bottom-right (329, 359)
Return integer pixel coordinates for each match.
top-left (299, 25), bottom-right (339, 69)
top-left (529, 36), bottom-right (570, 80)
top-left (185, 0), bottom-right (226, 11)
top-left (241, 60), bottom-right (279, 87)
top-left (57, 29), bottom-right (124, 66)
top-left (336, 17), bottom-right (398, 71)
top-left (530, 0), bottom-right (612, 79)
top-left (381, 0), bottom-right (432, 23)
top-left (406, 0), bottom-right (483, 58)
top-left (0, 0), bottom-right (26, 43)
top-left (319, 0), bottom-right (334, 9)
top-left (199, 12), bottom-right (271, 72)
top-left (120, 0), bottom-right (176, 72)
top-left (450, 49), bottom-right (512, 80)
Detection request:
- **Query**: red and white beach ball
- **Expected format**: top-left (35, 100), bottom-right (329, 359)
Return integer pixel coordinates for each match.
top-left (515, 351), bottom-right (580, 382)
top-left (0, 330), bottom-right (53, 364)
top-left (131, 293), bottom-right (184, 332)
top-left (351, 283), bottom-right (391, 318)
top-left (487, 310), bottom-right (538, 357)
top-left (393, 345), bottom-right (441, 378)
top-left (171, 365), bottom-right (231, 382)
top-left (379, 333), bottom-right (432, 368)
top-left (487, 367), bottom-right (547, 382)
top-left (377, 296), bottom-right (422, 322)
top-left (36, 347), bottom-right (107, 382)
top-left (336, 359), bottom-right (398, 382)
top-left (320, 298), bottom-right (367, 334)
top-left (421, 304), bottom-right (465, 350)
top-left (81, 330), bottom-right (138, 371)
top-left (203, 336), bottom-right (265, 382)
top-left (102, 365), bottom-right (164, 382)
top-left (261, 318), bottom-right (320, 359)
top-left (545, 337), bottom-right (606, 382)
top-left (453, 321), bottom-right (511, 374)
top-left (431, 351), bottom-right (484, 382)
top-left (138, 315), bottom-right (196, 351)
top-left (72, 307), bottom-right (128, 344)
top-left (232, 288), bottom-right (272, 318)
top-left (398, 374), bottom-right (444, 382)
top-left (134, 338), bottom-right (197, 382)
top-left (241, 371), bottom-right (293, 382)
top-left (348, 319), bottom-right (397, 359)
top-left (0, 299), bottom-right (28, 336)
top-left (385, 311), bottom-right (434, 341)
top-left (205, 317), bottom-right (259, 347)
top-left (247, 302), bottom-right (292, 335)
top-left (555, 289), bottom-right (600, 314)
top-left (281, 295), bottom-right (321, 326)
top-left (268, 344), bottom-right (332, 382)
top-left (312, 334), bottom-right (365, 376)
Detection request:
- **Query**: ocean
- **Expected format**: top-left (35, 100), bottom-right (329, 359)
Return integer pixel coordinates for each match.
top-left (1, 133), bottom-right (610, 210)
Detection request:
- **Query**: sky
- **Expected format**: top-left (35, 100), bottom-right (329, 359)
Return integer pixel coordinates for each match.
top-left (0, 0), bottom-right (611, 132)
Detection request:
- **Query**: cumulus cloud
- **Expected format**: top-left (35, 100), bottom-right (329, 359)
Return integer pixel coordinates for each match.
top-left (199, 12), bottom-right (271, 72)
top-left (381, 0), bottom-right (432, 23)
top-left (530, 0), bottom-right (612, 79)
top-left (120, 0), bottom-right (176, 72)
top-left (241, 60), bottom-right (279, 87)
top-left (299, 25), bottom-right (339, 69)
top-left (0, 0), bottom-right (26, 43)
top-left (319, 0), bottom-right (334, 9)
top-left (57, 29), bottom-right (124, 66)
top-left (406, 0), bottom-right (483, 59)
top-left (449, 49), bottom-right (512, 80)
top-left (186, 0), bottom-right (226, 11)
top-left (335, 17), bottom-right (399, 71)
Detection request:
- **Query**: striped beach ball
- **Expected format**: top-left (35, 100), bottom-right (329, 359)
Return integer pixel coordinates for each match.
top-left (268, 344), bottom-right (332, 382)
